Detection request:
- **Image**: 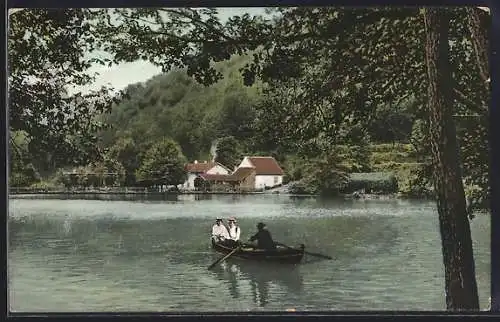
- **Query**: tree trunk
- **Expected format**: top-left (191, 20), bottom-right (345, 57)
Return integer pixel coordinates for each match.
top-left (422, 8), bottom-right (480, 310)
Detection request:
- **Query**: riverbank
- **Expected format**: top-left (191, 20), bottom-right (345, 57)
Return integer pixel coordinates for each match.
top-left (8, 190), bottom-right (266, 198)
top-left (8, 189), bottom-right (425, 202)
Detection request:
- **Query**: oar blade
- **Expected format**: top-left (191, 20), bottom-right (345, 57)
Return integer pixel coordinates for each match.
top-left (207, 260), bottom-right (220, 270)
top-left (305, 251), bottom-right (332, 260)
top-left (276, 241), bottom-right (332, 260)
top-left (208, 245), bottom-right (241, 270)
top-left (207, 256), bottom-right (223, 270)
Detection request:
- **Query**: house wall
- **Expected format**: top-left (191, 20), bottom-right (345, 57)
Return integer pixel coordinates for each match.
top-left (206, 164), bottom-right (230, 175)
top-left (180, 165), bottom-right (229, 190)
top-left (238, 172), bottom-right (256, 191)
top-left (180, 173), bottom-right (199, 190)
top-left (254, 175), bottom-right (283, 190)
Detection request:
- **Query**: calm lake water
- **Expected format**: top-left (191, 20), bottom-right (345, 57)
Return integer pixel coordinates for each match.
top-left (8, 194), bottom-right (490, 312)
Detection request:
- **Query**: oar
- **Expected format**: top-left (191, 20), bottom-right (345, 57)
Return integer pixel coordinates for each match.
top-left (276, 242), bottom-right (333, 260)
top-left (208, 245), bottom-right (241, 270)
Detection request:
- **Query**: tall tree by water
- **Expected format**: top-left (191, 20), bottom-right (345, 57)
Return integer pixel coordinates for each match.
top-left (422, 7), bottom-right (479, 310)
top-left (135, 138), bottom-right (187, 186)
top-left (107, 137), bottom-right (141, 185)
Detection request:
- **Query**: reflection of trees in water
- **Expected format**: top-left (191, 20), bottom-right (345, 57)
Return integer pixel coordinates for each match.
top-left (195, 194), bottom-right (213, 201)
top-left (211, 260), bottom-right (303, 308)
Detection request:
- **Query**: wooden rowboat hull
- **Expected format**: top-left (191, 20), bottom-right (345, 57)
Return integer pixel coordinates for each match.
top-left (211, 240), bottom-right (305, 264)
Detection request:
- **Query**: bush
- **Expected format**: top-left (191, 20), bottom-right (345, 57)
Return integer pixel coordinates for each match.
top-left (9, 163), bottom-right (40, 187)
top-left (464, 184), bottom-right (488, 214)
top-left (288, 182), bottom-right (313, 195)
top-left (369, 143), bottom-right (414, 154)
top-left (343, 172), bottom-right (398, 194)
top-left (30, 180), bottom-right (63, 191)
top-left (372, 161), bottom-right (422, 173)
top-left (282, 174), bottom-right (292, 185)
top-left (53, 169), bottom-right (72, 188)
top-left (370, 151), bottom-right (415, 164)
top-left (282, 155), bottom-right (307, 182)
top-left (335, 145), bottom-right (371, 172)
top-left (396, 163), bottom-right (434, 198)
top-left (369, 161), bottom-right (434, 197)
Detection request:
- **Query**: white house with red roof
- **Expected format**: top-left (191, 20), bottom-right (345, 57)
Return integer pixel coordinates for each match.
top-left (181, 160), bottom-right (231, 191)
top-left (235, 156), bottom-right (284, 190)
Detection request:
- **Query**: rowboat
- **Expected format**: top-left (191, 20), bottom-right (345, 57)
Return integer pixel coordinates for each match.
top-left (211, 239), bottom-right (305, 264)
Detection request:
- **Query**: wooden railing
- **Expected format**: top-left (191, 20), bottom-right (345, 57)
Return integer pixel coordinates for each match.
top-left (9, 186), bottom-right (266, 194)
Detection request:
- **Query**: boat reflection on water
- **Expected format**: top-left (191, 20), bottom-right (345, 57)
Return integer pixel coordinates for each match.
top-left (210, 260), bottom-right (304, 307)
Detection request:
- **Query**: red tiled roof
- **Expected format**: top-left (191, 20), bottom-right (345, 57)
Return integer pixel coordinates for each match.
top-left (233, 167), bottom-right (255, 180)
top-left (185, 161), bottom-right (216, 173)
top-left (199, 173), bottom-right (239, 182)
top-left (247, 157), bottom-right (284, 175)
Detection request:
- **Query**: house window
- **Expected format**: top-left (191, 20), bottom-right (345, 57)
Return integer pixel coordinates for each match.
top-left (274, 176), bottom-right (279, 184)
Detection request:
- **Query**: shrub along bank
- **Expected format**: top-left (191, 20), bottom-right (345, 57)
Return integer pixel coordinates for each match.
top-left (285, 143), bottom-right (434, 198)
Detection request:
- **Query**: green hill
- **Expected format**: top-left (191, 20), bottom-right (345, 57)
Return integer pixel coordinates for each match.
top-left (99, 54), bottom-right (262, 161)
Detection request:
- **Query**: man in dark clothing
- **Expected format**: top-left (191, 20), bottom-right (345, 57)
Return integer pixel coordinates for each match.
top-left (249, 222), bottom-right (276, 250)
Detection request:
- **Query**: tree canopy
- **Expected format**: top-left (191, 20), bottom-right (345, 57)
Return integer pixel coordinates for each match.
top-left (135, 138), bottom-right (187, 186)
top-left (8, 9), bottom-right (120, 169)
top-left (214, 136), bottom-right (243, 170)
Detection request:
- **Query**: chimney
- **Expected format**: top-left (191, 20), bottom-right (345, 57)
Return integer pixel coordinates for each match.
top-left (194, 160), bottom-right (198, 164)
